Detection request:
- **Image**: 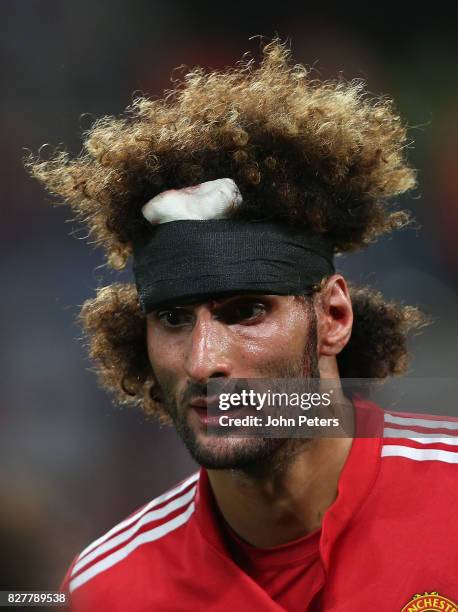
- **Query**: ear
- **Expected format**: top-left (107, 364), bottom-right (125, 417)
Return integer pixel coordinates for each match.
top-left (315, 275), bottom-right (353, 357)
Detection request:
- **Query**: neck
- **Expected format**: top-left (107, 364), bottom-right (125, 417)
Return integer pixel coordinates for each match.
top-left (207, 430), bottom-right (353, 548)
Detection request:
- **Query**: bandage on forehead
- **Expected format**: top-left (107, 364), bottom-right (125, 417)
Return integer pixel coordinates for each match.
top-left (133, 219), bottom-right (334, 312)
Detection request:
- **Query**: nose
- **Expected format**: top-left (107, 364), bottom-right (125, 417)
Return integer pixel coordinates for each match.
top-left (184, 312), bottom-right (232, 383)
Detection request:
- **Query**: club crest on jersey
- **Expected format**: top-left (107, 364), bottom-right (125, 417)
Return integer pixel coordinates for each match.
top-left (401, 592), bottom-right (458, 611)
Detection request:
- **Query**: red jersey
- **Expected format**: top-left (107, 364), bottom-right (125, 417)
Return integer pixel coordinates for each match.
top-left (63, 401), bottom-right (458, 611)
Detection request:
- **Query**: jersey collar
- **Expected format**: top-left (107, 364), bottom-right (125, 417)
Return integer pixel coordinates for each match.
top-left (193, 398), bottom-right (384, 569)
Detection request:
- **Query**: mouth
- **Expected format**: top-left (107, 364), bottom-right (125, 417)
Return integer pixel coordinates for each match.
top-left (189, 396), bottom-right (223, 426)
top-left (189, 394), bottom-right (254, 430)
top-left (189, 396), bottom-right (221, 408)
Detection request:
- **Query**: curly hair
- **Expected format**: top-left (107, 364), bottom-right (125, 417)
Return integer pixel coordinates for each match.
top-left (27, 40), bottom-right (415, 268)
top-left (27, 40), bottom-right (425, 419)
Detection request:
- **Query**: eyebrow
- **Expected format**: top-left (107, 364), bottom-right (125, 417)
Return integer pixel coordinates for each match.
top-left (210, 294), bottom-right (269, 306)
top-left (153, 293), bottom-right (270, 311)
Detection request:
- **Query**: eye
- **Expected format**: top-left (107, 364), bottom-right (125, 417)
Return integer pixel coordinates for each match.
top-left (156, 309), bottom-right (194, 328)
top-left (215, 300), bottom-right (267, 325)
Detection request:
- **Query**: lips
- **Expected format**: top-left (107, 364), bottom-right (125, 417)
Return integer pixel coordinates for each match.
top-left (188, 396), bottom-right (221, 426)
top-left (189, 396), bottom-right (221, 409)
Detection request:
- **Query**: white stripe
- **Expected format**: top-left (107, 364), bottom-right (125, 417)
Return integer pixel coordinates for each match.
top-left (384, 413), bottom-right (458, 430)
top-left (382, 445), bottom-right (458, 463)
top-left (72, 486), bottom-right (197, 576)
top-left (70, 502), bottom-right (195, 593)
top-left (383, 428), bottom-right (458, 446)
top-left (77, 472), bottom-right (198, 561)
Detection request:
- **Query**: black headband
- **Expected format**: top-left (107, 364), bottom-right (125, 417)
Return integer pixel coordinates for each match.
top-left (133, 219), bottom-right (334, 312)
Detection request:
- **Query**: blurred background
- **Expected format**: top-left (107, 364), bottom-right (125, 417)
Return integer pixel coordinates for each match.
top-left (1, 0), bottom-right (457, 593)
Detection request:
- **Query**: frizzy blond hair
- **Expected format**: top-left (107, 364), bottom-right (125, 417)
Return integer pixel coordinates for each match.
top-left (27, 39), bottom-right (415, 269)
top-left (26, 40), bottom-right (426, 418)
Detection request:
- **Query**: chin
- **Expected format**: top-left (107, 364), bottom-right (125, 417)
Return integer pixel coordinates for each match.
top-left (184, 431), bottom-right (284, 470)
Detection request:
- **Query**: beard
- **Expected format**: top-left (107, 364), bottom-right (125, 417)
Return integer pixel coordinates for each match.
top-left (155, 310), bottom-right (319, 473)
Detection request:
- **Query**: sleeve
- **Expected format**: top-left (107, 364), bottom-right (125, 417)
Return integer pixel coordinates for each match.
top-left (59, 555), bottom-right (78, 610)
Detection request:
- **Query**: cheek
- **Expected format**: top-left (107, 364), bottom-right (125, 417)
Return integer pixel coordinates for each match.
top-left (146, 335), bottom-right (187, 407)
top-left (234, 311), bottom-right (309, 367)
top-left (146, 325), bottom-right (183, 381)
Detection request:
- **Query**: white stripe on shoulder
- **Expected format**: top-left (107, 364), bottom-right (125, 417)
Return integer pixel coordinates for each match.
top-left (77, 471), bottom-right (199, 562)
top-left (383, 427), bottom-right (458, 446)
top-left (384, 413), bottom-right (458, 430)
top-left (72, 485), bottom-right (197, 576)
top-left (382, 445), bottom-right (458, 464)
top-left (69, 502), bottom-right (195, 593)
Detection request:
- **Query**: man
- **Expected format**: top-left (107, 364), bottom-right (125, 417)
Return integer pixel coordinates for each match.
top-left (29, 41), bottom-right (458, 611)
